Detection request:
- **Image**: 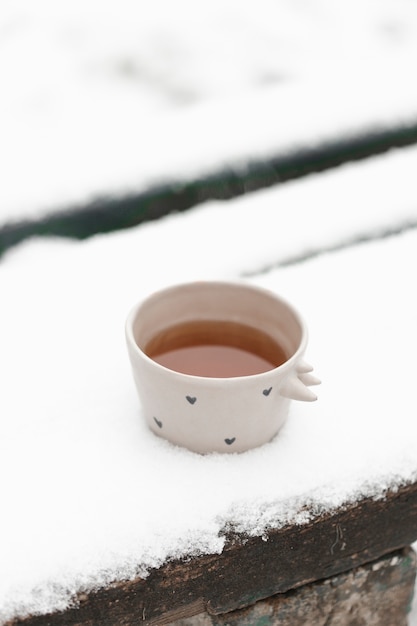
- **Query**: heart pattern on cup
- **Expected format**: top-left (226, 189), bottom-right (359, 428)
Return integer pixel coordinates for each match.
top-left (152, 385), bottom-right (277, 448)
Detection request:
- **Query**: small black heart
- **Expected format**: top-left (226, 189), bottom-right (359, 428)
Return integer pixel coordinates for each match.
top-left (186, 396), bottom-right (197, 405)
top-left (225, 437), bottom-right (236, 445)
top-left (263, 387), bottom-right (272, 396)
top-left (153, 417), bottom-right (163, 429)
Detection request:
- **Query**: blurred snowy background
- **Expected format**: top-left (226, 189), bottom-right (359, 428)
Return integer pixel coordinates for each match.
top-left (2, 0), bottom-right (417, 224)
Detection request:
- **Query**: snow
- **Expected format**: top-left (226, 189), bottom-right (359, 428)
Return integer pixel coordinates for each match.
top-left (1, 147), bottom-right (417, 622)
top-left (1, 1), bottom-right (417, 622)
top-left (2, 0), bottom-right (417, 222)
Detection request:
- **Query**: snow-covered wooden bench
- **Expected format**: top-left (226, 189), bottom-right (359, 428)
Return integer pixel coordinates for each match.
top-left (2, 114), bottom-right (417, 259)
top-left (2, 146), bottom-right (417, 625)
top-left (2, 5), bottom-right (417, 625)
top-left (7, 484), bottom-right (417, 625)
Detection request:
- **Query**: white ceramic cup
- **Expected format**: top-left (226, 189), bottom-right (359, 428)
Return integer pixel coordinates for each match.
top-left (125, 281), bottom-right (319, 454)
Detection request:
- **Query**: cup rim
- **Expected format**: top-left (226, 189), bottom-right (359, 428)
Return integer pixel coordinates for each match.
top-left (125, 279), bottom-right (308, 382)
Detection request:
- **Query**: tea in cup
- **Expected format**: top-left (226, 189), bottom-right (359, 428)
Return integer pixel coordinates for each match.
top-left (125, 281), bottom-right (319, 453)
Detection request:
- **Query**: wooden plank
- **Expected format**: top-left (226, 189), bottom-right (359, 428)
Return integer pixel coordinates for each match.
top-left (171, 548), bottom-right (417, 626)
top-left (2, 123), bottom-right (417, 258)
top-left (7, 481), bottom-right (417, 626)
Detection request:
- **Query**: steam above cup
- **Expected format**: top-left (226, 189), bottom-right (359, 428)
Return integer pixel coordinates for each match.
top-left (125, 281), bottom-right (319, 454)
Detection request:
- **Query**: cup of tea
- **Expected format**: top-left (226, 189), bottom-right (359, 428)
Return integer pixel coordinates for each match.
top-left (125, 280), bottom-right (319, 454)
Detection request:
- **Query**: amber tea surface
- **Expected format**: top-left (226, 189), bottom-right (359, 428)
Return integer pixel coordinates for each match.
top-left (144, 320), bottom-right (288, 377)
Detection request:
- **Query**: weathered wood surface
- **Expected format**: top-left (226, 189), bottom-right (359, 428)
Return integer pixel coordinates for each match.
top-left (8, 481), bottom-right (417, 626)
top-left (172, 548), bottom-right (417, 626)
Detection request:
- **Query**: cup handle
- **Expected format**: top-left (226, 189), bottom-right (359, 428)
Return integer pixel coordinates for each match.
top-left (280, 359), bottom-right (321, 402)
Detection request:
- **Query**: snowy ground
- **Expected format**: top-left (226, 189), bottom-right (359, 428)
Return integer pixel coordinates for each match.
top-left (1, 1), bottom-right (417, 623)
